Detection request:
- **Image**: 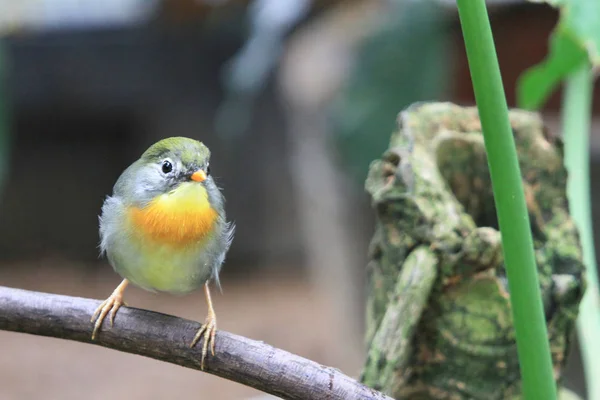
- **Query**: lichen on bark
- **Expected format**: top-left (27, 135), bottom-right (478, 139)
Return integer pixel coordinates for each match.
top-left (362, 102), bottom-right (586, 399)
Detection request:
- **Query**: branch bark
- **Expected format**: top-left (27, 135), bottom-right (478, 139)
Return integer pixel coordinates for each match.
top-left (0, 286), bottom-right (391, 400)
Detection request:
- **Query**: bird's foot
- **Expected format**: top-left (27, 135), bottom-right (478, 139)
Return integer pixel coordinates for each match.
top-left (191, 312), bottom-right (217, 370)
top-left (91, 280), bottom-right (129, 340)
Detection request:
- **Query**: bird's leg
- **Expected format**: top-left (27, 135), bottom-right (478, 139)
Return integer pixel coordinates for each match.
top-left (91, 279), bottom-right (129, 340)
top-left (191, 282), bottom-right (217, 370)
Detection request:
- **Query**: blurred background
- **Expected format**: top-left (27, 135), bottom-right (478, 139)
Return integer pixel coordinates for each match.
top-left (0, 0), bottom-right (598, 399)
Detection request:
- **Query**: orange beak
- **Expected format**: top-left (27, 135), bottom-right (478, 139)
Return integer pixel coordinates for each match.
top-left (190, 170), bottom-right (207, 182)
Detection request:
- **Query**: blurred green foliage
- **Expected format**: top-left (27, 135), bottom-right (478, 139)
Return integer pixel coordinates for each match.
top-left (517, 1), bottom-right (600, 399)
top-left (329, 1), bottom-right (452, 186)
top-left (517, 0), bottom-right (600, 109)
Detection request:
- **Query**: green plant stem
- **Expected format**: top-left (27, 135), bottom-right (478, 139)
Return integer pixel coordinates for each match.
top-left (455, 1), bottom-right (557, 399)
top-left (562, 64), bottom-right (600, 400)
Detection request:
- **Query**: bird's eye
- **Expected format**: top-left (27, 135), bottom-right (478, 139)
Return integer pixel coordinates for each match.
top-left (161, 160), bottom-right (173, 174)
top-left (206, 165), bottom-right (211, 176)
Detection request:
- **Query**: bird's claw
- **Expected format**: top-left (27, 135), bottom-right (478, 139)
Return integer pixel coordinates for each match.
top-left (191, 314), bottom-right (217, 370)
top-left (90, 292), bottom-right (126, 340)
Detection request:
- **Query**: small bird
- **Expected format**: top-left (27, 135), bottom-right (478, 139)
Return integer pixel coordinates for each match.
top-left (91, 137), bottom-right (234, 369)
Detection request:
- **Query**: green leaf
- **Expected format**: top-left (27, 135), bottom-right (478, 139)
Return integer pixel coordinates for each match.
top-left (517, 26), bottom-right (586, 109)
top-left (517, 0), bottom-right (600, 110)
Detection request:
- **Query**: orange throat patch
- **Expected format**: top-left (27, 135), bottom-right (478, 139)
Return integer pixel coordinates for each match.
top-left (128, 182), bottom-right (218, 247)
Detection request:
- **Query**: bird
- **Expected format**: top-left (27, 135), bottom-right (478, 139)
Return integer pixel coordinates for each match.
top-left (90, 137), bottom-right (234, 370)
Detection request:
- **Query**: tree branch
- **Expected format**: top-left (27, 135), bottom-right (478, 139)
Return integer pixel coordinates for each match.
top-left (0, 286), bottom-right (391, 400)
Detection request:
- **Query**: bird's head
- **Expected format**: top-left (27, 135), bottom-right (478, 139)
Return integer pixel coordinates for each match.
top-left (121, 137), bottom-right (222, 210)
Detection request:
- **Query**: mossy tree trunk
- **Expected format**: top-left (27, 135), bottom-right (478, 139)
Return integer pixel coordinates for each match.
top-left (361, 103), bottom-right (586, 400)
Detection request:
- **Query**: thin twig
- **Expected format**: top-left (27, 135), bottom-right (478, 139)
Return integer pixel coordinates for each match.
top-left (0, 286), bottom-right (391, 400)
